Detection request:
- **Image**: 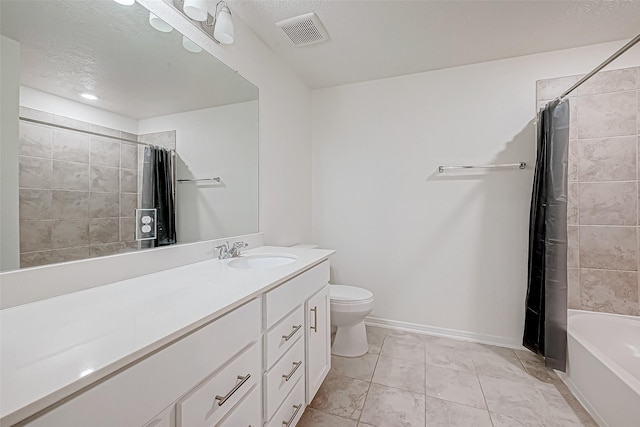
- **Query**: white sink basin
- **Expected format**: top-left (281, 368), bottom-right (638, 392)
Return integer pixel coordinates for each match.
top-left (227, 254), bottom-right (297, 269)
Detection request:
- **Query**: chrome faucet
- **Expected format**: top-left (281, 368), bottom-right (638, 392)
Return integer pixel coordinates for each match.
top-left (215, 241), bottom-right (248, 259)
top-left (229, 241), bottom-right (248, 257)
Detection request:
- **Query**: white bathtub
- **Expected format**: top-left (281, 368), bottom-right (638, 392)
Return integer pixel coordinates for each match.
top-left (563, 310), bottom-right (640, 427)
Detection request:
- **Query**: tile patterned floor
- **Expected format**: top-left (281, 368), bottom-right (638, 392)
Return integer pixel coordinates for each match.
top-left (299, 326), bottom-right (597, 427)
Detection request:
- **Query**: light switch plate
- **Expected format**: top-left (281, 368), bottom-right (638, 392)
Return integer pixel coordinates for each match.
top-left (135, 208), bottom-right (157, 241)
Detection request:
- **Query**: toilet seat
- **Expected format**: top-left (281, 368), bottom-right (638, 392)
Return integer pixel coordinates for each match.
top-left (330, 285), bottom-right (374, 304)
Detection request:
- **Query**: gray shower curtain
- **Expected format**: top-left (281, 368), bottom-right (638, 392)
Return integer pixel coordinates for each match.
top-left (523, 99), bottom-right (569, 371)
top-left (141, 146), bottom-right (176, 247)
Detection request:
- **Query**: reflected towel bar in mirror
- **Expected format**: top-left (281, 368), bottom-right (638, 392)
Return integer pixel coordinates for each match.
top-left (438, 162), bottom-right (526, 173)
top-left (177, 177), bottom-right (221, 183)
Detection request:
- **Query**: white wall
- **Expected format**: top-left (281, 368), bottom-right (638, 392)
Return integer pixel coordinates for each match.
top-left (139, 0), bottom-right (312, 246)
top-left (138, 101), bottom-right (259, 242)
top-left (0, 36), bottom-right (21, 271)
top-left (20, 86), bottom-right (138, 134)
top-left (312, 40), bottom-right (640, 346)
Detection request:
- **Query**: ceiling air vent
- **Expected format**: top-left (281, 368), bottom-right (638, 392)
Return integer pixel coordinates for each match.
top-left (276, 13), bottom-right (329, 47)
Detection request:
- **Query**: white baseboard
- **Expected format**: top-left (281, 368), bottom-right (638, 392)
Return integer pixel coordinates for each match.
top-left (365, 316), bottom-right (525, 349)
top-left (556, 372), bottom-right (606, 427)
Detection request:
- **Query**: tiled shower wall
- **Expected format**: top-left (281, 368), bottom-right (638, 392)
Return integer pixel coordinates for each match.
top-left (536, 66), bottom-right (639, 316)
top-left (18, 107), bottom-right (140, 268)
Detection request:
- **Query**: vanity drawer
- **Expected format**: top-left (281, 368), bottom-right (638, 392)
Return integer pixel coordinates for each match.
top-left (177, 342), bottom-right (261, 427)
top-left (264, 338), bottom-right (305, 420)
top-left (216, 384), bottom-right (261, 427)
top-left (265, 305), bottom-right (305, 369)
top-left (266, 379), bottom-right (305, 427)
top-left (265, 261), bottom-right (329, 329)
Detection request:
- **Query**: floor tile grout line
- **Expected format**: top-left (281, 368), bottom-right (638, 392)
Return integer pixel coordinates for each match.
top-left (469, 343), bottom-right (495, 426)
top-left (425, 394), bottom-right (492, 413)
top-left (472, 376), bottom-right (495, 427)
top-left (424, 341), bottom-right (496, 425)
top-left (356, 329), bottom-right (385, 426)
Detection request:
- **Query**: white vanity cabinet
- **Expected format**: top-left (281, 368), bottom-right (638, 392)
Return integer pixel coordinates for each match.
top-left (262, 260), bottom-right (331, 426)
top-left (16, 257), bottom-right (333, 427)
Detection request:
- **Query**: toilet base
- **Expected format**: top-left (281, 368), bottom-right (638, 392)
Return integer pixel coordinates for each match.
top-left (332, 321), bottom-right (368, 357)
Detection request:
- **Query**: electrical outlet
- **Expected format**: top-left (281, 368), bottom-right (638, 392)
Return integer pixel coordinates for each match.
top-left (135, 208), bottom-right (157, 241)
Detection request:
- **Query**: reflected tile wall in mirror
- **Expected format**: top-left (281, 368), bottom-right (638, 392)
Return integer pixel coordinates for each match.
top-left (1, 0), bottom-right (259, 271)
top-left (17, 107), bottom-right (152, 268)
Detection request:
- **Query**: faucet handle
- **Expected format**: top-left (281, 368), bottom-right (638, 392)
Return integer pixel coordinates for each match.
top-left (215, 241), bottom-right (230, 259)
top-left (230, 241), bottom-right (248, 257)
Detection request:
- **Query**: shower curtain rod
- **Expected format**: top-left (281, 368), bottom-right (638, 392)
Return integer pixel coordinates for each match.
top-left (18, 116), bottom-right (176, 152)
top-left (558, 33), bottom-right (640, 100)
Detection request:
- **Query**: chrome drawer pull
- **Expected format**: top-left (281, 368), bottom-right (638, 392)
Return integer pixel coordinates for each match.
top-left (282, 324), bottom-right (302, 341)
top-left (214, 373), bottom-right (251, 406)
top-left (282, 361), bottom-right (302, 381)
top-left (283, 403), bottom-right (302, 426)
top-left (310, 306), bottom-right (318, 332)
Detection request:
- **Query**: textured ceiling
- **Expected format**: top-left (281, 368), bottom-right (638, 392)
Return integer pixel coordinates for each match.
top-left (229, 0), bottom-right (640, 89)
top-left (0, 0), bottom-right (257, 120)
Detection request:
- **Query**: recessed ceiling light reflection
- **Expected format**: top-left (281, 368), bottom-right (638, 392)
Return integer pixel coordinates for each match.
top-left (80, 93), bottom-right (98, 101)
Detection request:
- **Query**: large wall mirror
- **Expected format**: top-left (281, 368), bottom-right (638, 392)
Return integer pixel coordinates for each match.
top-left (0, 0), bottom-right (259, 272)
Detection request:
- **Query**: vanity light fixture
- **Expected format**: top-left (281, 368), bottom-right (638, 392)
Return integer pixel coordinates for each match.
top-left (112, 0), bottom-right (135, 5)
top-left (80, 93), bottom-right (98, 100)
top-left (211, 1), bottom-right (234, 44)
top-left (170, 0), bottom-right (234, 45)
top-left (182, 35), bottom-right (203, 53)
top-left (183, 0), bottom-right (208, 21)
top-left (149, 12), bottom-right (173, 33)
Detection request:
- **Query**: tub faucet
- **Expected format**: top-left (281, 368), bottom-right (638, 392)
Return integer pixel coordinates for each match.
top-left (215, 241), bottom-right (248, 259)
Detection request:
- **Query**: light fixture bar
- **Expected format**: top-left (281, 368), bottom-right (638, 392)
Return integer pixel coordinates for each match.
top-left (166, 0), bottom-right (234, 45)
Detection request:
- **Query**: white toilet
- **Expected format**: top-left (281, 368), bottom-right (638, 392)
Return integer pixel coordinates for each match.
top-left (330, 284), bottom-right (375, 357)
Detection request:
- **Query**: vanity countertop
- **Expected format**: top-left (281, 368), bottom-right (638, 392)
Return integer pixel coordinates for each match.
top-left (0, 246), bottom-right (334, 426)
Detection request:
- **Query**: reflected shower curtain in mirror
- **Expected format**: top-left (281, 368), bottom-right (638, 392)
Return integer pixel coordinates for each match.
top-left (523, 99), bottom-right (569, 371)
top-left (142, 146), bottom-right (176, 247)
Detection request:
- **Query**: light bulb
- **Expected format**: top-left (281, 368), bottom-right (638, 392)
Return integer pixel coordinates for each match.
top-left (149, 12), bottom-right (173, 33)
top-left (182, 35), bottom-right (202, 53)
top-left (213, 6), bottom-right (234, 44)
top-left (183, 0), bottom-right (208, 22)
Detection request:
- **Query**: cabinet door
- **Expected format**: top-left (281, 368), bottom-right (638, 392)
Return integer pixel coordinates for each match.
top-left (305, 285), bottom-right (330, 402)
top-left (144, 405), bottom-right (175, 427)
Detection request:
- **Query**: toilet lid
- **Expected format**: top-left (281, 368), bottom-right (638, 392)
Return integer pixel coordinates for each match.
top-left (330, 285), bottom-right (374, 302)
